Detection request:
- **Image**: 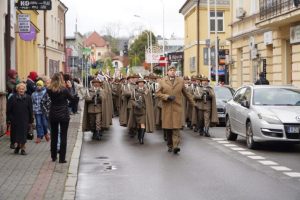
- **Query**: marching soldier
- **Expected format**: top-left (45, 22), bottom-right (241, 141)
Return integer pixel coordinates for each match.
top-left (156, 65), bottom-right (195, 154)
top-left (119, 74), bottom-right (139, 136)
top-left (82, 79), bottom-right (110, 140)
top-left (111, 78), bottom-right (121, 116)
top-left (194, 76), bottom-right (218, 137)
top-left (191, 75), bottom-right (205, 134)
top-left (128, 78), bottom-right (155, 144)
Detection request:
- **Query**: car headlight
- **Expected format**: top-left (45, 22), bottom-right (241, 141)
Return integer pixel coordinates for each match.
top-left (257, 113), bottom-right (282, 124)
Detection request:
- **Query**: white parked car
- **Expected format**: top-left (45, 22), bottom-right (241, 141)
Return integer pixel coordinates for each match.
top-left (225, 85), bottom-right (300, 149)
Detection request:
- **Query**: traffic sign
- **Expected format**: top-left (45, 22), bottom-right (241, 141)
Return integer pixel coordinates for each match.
top-left (15, 0), bottom-right (52, 10)
top-left (18, 14), bottom-right (30, 33)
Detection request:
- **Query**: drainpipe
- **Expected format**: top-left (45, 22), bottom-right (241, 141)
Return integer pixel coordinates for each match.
top-left (44, 11), bottom-right (47, 76)
top-left (5, 0), bottom-right (11, 78)
top-left (64, 7), bottom-right (68, 73)
top-left (197, 0), bottom-right (200, 75)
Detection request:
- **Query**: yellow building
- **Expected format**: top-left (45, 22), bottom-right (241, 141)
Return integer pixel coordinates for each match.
top-left (16, 10), bottom-right (40, 81)
top-left (229, 0), bottom-right (300, 88)
top-left (180, 0), bottom-right (231, 81)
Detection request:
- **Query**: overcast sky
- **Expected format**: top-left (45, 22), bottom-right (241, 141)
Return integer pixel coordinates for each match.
top-left (61, 0), bottom-right (186, 38)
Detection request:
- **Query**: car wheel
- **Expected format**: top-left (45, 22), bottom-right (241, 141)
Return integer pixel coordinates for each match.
top-left (226, 117), bottom-right (237, 141)
top-left (246, 122), bottom-right (257, 149)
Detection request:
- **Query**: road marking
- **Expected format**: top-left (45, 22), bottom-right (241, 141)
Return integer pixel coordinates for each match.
top-left (231, 147), bottom-right (245, 151)
top-left (212, 138), bottom-right (226, 141)
top-left (217, 141), bottom-right (230, 144)
top-left (258, 160), bottom-right (278, 166)
top-left (283, 172), bottom-right (300, 178)
top-left (271, 166), bottom-right (292, 171)
top-left (248, 156), bottom-right (265, 160)
top-left (224, 144), bottom-right (237, 147)
top-left (238, 151), bottom-right (255, 156)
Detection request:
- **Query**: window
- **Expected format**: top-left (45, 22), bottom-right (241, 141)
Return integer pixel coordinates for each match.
top-left (189, 56), bottom-right (196, 72)
top-left (233, 87), bottom-right (247, 103)
top-left (210, 11), bottom-right (224, 32)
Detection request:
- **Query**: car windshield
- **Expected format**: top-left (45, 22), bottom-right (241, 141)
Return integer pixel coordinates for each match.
top-left (253, 88), bottom-right (300, 106)
top-left (214, 87), bottom-right (234, 100)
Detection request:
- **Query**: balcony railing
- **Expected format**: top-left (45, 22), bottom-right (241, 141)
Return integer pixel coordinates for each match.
top-left (259, 0), bottom-right (297, 20)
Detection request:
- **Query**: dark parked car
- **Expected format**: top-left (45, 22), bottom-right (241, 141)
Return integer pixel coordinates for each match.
top-left (214, 86), bottom-right (235, 125)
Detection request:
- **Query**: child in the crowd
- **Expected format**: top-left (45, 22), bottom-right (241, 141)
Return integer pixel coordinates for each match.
top-left (32, 80), bottom-right (50, 143)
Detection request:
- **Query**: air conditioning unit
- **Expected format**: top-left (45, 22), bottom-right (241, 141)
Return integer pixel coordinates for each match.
top-left (236, 7), bottom-right (246, 19)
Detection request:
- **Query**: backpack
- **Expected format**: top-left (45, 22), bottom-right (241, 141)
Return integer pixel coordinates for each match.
top-left (40, 92), bottom-right (51, 118)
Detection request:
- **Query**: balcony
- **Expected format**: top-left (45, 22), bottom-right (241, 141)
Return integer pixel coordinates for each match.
top-left (260, 0), bottom-right (297, 20)
top-left (258, 0), bottom-right (300, 27)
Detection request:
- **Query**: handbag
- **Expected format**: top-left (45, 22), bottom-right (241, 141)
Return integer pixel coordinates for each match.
top-left (27, 125), bottom-right (34, 140)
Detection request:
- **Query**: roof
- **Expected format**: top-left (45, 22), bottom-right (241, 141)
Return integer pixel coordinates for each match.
top-left (84, 31), bottom-right (108, 48)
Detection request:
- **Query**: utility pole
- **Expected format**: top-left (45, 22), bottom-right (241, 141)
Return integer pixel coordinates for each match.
top-left (214, 0), bottom-right (219, 84)
top-left (197, 0), bottom-right (200, 75)
top-left (207, 0), bottom-right (211, 80)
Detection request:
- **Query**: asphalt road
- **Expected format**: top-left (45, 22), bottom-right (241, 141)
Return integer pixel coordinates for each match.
top-left (76, 118), bottom-right (300, 200)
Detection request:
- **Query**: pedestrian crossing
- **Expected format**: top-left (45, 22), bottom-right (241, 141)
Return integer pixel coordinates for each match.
top-left (212, 137), bottom-right (300, 181)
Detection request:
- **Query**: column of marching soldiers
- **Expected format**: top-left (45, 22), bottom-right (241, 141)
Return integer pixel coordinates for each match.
top-left (83, 67), bottom-right (218, 153)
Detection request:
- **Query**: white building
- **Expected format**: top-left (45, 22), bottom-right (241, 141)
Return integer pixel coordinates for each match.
top-left (37, 0), bottom-right (68, 77)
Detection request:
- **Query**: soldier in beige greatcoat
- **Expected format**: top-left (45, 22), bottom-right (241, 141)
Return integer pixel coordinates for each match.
top-left (156, 65), bottom-right (195, 154)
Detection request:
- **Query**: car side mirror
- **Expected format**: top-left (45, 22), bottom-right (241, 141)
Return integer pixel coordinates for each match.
top-left (241, 100), bottom-right (250, 108)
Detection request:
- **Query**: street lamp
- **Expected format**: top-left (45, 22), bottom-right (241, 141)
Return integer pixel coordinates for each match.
top-left (133, 15), bottom-right (153, 73)
top-left (160, 0), bottom-right (166, 76)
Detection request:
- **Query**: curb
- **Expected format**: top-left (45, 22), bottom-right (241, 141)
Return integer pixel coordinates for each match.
top-left (63, 107), bottom-right (84, 200)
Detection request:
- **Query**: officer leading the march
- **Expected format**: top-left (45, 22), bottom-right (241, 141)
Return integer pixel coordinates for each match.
top-left (156, 65), bottom-right (195, 154)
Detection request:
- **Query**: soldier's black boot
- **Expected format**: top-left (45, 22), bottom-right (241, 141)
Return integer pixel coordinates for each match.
top-left (92, 130), bottom-right (97, 140)
top-left (137, 128), bottom-right (142, 143)
top-left (96, 130), bottom-right (102, 140)
top-left (199, 126), bottom-right (204, 136)
top-left (193, 126), bottom-right (198, 132)
top-left (140, 128), bottom-right (145, 145)
top-left (204, 127), bottom-right (210, 137)
top-left (163, 129), bottom-right (167, 141)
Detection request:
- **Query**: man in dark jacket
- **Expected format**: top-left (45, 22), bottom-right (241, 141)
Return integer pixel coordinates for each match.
top-left (255, 72), bottom-right (269, 85)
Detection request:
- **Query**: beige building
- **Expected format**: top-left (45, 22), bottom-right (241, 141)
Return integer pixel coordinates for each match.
top-left (84, 31), bottom-right (111, 64)
top-left (180, 0), bottom-right (231, 81)
top-left (229, 0), bottom-right (300, 88)
top-left (37, 0), bottom-right (68, 78)
top-left (0, 0), bottom-right (7, 135)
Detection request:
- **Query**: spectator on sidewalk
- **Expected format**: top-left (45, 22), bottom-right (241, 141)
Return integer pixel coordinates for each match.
top-left (32, 80), bottom-right (50, 143)
top-left (255, 72), bottom-right (269, 85)
top-left (47, 73), bottom-right (74, 163)
top-left (26, 71), bottom-right (38, 96)
top-left (6, 69), bottom-right (20, 98)
top-left (7, 82), bottom-right (33, 155)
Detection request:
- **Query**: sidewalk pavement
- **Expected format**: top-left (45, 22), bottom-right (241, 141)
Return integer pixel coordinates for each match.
top-left (0, 110), bottom-right (84, 200)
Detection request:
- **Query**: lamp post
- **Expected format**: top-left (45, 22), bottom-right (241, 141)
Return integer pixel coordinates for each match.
top-left (214, 0), bottom-right (219, 84)
top-left (133, 15), bottom-right (153, 73)
top-left (160, 0), bottom-right (166, 76)
top-left (207, 0), bottom-right (211, 80)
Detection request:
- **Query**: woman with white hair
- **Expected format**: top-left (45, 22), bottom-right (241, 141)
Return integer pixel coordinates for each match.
top-left (7, 82), bottom-right (33, 155)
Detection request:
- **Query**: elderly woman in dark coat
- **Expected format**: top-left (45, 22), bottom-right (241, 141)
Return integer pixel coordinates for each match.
top-left (7, 82), bottom-right (33, 155)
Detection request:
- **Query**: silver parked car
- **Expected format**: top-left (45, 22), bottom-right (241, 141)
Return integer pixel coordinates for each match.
top-left (225, 85), bottom-right (300, 149)
top-left (214, 86), bottom-right (235, 125)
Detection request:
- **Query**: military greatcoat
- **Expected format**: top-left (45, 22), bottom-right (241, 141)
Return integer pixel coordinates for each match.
top-left (156, 76), bottom-right (195, 129)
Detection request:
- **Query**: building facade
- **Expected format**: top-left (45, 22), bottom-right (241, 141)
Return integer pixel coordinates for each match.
top-left (84, 31), bottom-right (111, 64)
top-left (229, 0), bottom-right (300, 88)
top-left (180, 0), bottom-right (231, 80)
top-left (37, 0), bottom-right (68, 78)
top-left (16, 10), bottom-right (40, 80)
top-left (66, 31), bottom-right (84, 77)
top-left (0, 0), bottom-right (8, 135)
